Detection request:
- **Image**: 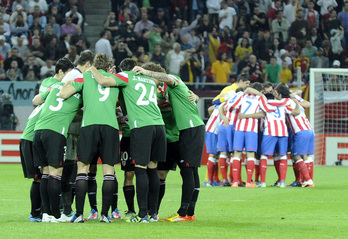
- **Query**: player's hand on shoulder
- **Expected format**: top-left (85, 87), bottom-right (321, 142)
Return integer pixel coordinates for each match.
top-left (132, 66), bottom-right (145, 75)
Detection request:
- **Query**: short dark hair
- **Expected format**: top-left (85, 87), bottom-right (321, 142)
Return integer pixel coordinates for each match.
top-left (251, 82), bottom-right (263, 92)
top-left (263, 82), bottom-right (273, 90)
top-left (275, 83), bottom-right (291, 98)
top-left (55, 57), bottom-right (74, 74)
top-left (77, 51), bottom-right (95, 66)
top-left (237, 73), bottom-right (251, 82)
top-left (119, 58), bottom-right (137, 71)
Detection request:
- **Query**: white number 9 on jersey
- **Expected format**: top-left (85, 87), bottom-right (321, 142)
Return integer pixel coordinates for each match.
top-left (98, 84), bottom-right (110, 101)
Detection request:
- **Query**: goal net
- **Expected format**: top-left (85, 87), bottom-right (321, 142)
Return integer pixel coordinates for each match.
top-left (309, 68), bottom-right (348, 166)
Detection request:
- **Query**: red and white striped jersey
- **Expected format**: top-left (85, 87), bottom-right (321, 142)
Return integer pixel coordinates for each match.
top-left (205, 106), bottom-right (221, 134)
top-left (230, 93), bottom-right (277, 132)
top-left (221, 92), bottom-right (242, 126)
top-left (285, 97), bottom-right (313, 134)
top-left (264, 98), bottom-right (294, 136)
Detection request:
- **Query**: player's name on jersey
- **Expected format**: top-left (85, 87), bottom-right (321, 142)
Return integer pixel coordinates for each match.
top-left (132, 75), bottom-right (156, 85)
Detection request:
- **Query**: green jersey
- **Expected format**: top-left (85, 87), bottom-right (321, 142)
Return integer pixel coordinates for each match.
top-left (113, 71), bottom-right (164, 130)
top-left (21, 77), bottom-right (60, 141)
top-left (158, 90), bottom-right (179, 143)
top-left (164, 74), bottom-right (204, 131)
top-left (34, 82), bottom-right (82, 138)
top-left (71, 70), bottom-right (120, 130)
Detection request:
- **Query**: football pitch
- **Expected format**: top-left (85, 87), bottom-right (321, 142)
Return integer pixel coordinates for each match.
top-left (0, 164), bottom-right (347, 239)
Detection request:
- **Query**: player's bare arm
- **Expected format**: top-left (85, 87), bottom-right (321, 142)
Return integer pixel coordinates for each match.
top-left (239, 111), bottom-right (265, 119)
top-left (291, 99), bottom-right (301, 116)
top-left (219, 104), bottom-right (229, 127)
top-left (132, 66), bottom-right (174, 86)
top-left (32, 94), bottom-right (44, 106)
top-left (244, 87), bottom-right (265, 98)
top-left (188, 90), bottom-right (199, 103)
top-left (88, 66), bottom-right (117, 87)
top-left (59, 80), bottom-right (77, 99)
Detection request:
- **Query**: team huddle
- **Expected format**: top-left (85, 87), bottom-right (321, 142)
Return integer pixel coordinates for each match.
top-left (205, 76), bottom-right (315, 188)
top-left (20, 51), bottom-right (205, 223)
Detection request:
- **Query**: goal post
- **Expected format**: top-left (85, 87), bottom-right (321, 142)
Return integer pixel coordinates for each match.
top-left (309, 68), bottom-right (348, 166)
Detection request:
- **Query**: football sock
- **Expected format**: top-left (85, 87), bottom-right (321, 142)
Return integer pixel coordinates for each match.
top-left (187, 167), bottom-right (200, 216)
top-left (231, 157), bottom-right (241, 183)
top-left (229, 156), bottom-right (233, 182)
top-left (87, 173), bottom-right (98, 211)
top-left (178, 167), bottom-right (194, 217)
top-left (61, 160), bottom-right (76, 215)
top-left (30, 181), bottom-right (41, 217)
top-left (260, 156), bottom-right (268, 183)
top-left (135, 167), bottom-right (148, 218)
top-left (254, 159), bottom-right (260, 182)
top-left (295, 159), bottom-right (311, 181)
top-left (274, 157), bottom-right (280, 181)
top-left (207, 157), bottom-right (215, 183)
top-left (305, 157), bottom-right (314, 180)
top-left (123, 185), bottom-right (135, 213)
top-left (293, 162), bottom-right (300, 182)
top-left (219, 155), bottom-right (228, 181)
top-left (101, 175), bottom-right (115, 216)
top-left (40, 174), bottom-right (50, 214)
top-left (111, 177), bottom-right (118, 212)
top-left (75, 173), bottom-right (88, 216)
top-left (279, 157), bottom-right (288, 182)
top-left (246, 158), bottom-right (255, 183)
top-left (48, 175), bottom-right (62, 219)
top-left (213, 162), bottom-right (219, 182)
top-left (158, 179), bottom-right (166, 212)
top-left (147, 168), bottom-right (160, 215)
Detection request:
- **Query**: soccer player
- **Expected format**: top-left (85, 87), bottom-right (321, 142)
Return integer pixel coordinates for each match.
top-left (59, 50), bottom-right (95, 222)
top-left (133, 63), bottom-right (205, 222)
top-left (32, 57), bottom-right (80, 222)
top-left (90, 58), bottom-right (166, 223)
top-left (60, 53), bottom-right (121, 223)
top-left (20, 59), bottom-right (73, 222)
top-left (228, 82), bottom-right (277, 188)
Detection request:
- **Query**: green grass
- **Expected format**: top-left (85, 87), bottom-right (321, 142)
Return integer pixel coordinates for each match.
top-left (0, 165), bottom-right (348, 238)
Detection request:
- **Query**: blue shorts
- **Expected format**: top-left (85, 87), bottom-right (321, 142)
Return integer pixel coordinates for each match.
top-left (292, 130), bottom-right (315, 156)
top-left (233, 131), bottom-right (258, 152)
top-left (287, 127), bottom-right (294, 152)
top-left (205, 131), bottom-right (218, 155)
top-left (262, 135), bottom-right (288, 156)
top-left (218, 125), bottom-right (235, 152)
top-left (257, 131), bottom-right (263, 155)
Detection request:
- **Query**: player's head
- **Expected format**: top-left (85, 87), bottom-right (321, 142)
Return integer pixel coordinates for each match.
top-left (235, 87), bottom-right (243, 93)
top-left (263, 82), bottom-right (273, 94)
top-left (55, 57), bottom-right (74, 80)
top-left (236, 73), bottom-right (251, 89)
top-left (93, 53), bottom-right (114, 72)
top-left (274, 83), bottom-right (291, 99)
top-left (119, 58), bottom-right (137, 71)
top-left (250, 82), bottom-right (263, 92)
top-left (141, 62), bottom-right (166, 85)
top-left (77, 50), bottom-right (95, 70)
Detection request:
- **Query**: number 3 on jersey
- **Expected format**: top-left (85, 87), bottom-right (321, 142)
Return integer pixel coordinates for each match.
top-left (49, 93), bottom-right (64, 111)
top-left (135, 83), bottom-right (157, 105)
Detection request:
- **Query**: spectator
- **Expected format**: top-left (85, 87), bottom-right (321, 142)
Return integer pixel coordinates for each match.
top-left (280, 61), bottom-right (292, 83)
top-left (28, 27), bottom-right (43, 46)
top-left (337, 2), bottom-right (348, 49)
top-left (23, 55), bottom-right (40, 78)
top-left (322, 39), bottom-right (334, 63)
top-left (49, 0), bottom-right (64, 14)
top-left (303, 39), bottom-right (317, 62)
top-left (233, 16), bottom-right (250, 41)
top-left (0, 67), bottom-right (5, 80)
top-left (47, 5), bottom-right (63, 25)
top-left (23, 69), bottom-right (39, 81)
top-left (46, 15), bottom-right (60, 37)
top-left (211, 52), bottom-right (230, 83)
top-left (304, 0), bottom-right (319, 29)
top-left (270, 37), bottom-right (283, 64)
top-left (218, 0), bottom-right (237, 33)
top-left (293, 49), bottom-right (309, 80)
top-left (206, 0), bottom-right (221, 25)
top-left (149, 44), bottom-right (165, 68)
top-left (268, 0), bottom-right (283, 32)
top-left (95, 30), bottom-right (113, 58)
top-left (310, 47), bottom-right (329, 68)
top-left (235, 37), bottom-right (252, 62)
top-left (119, 20), bottom-right (136, 52)
top-left (283, 0), bottom-right (299, 25)
top-left (28, 6), bottom-right (46, 29)
top-left (289, 9), bottom-right (309, 47)
top-left (323, 9), bottom-right (342, 40)
top-left (253, 30), bottom-right (272, 62)
top-left (250, 6), bottom-right (268, 40)
top-left (29, 17), bottom-right (44, 37)
top-left (60, 16), bottom-right (76, 36)
top-left (180, 52), bottom-right (200, 83)
top-left (310, 28), bottom-right (323, 48)
top-left (279, 49), bottom-right (292, 69)
top-left (70, 25), bottom-right (87, 53)
top-left (29, 36), bottom-right (45, 61)
top-left (196, 13), bottom-right (214, 40)
top-left (0, 5), bottom-right (10, 23)
top-left (39, 58), bottom-right (55, 78)
top-left (118, 4), bottom-right (134, 24)
top-left (4, 47), bottom-right (23, 71)
top-left (44, 35), bottom-right (59, 61)
top-left (152, 7), bottom-right (170, 31)
top-left (241, 54), bottom-right (262, 83)
top-left (180, 34), bottom-right (193, 52)
top-left (265, 56), bottom-right (281, 83)
top-left (12, 34), bottom-right (28, 58)
top-left (194, 46), bottom-right (209, 90)
top-left (43, 24), bottom-right (57, 46)
top-left (330, 28), bottom-right (344, 60)
top-left (104, 11), bottom-right (119, 39)
top-left (0, 35), bottom-right (11, 59)
top-left (113, 41), bottom-right (133, 67)
top-left (256, 0), bottom-right (271, 14)
top-left (28, 0), bottom-right (48, 14)
top-left (217, 29), bottom-right (233, 56)
top-left (9, 4), bottom-right (27, 25)
top-left (208, 26), bottom-right (220, 64)
top-left (171, 0), bottom-right (189, 21)
top-left (65, 4), bottom-right (83, 27)
top-left (65, 45), bottom-right (78, 63)
top-left (272, 10), bottom-right (289, 43)
top-left (284, 36), bottom-right (302, 61)
top-left (124, 0), bottom-right (140, 21)
top-left (6, 60), bottom-right (23, 81)
top-left (57, 33), bottom-right (70, 59)
top-left (145, 24), bottom-right (162, 54)
top-left (179, 15), bottom-right (201, 45)
top-left (317, 0), bottom-right (337, 16)
top-left (0, 16), bottom-right (11, 41)
top-left (133, 11), bottom-right (154, 39)
top-left (10, 14), bottom-right (29, 37)
top-left (165, 42), bottom-right (185, 75)
top-left (160, 31), bottom-right (176, 55)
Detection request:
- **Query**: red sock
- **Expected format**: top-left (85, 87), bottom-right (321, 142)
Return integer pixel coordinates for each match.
top-left (259, 158), bottom-right (268, 183)
top-left (219, 156), bottom-right (228, 181)
top-left (279, 159), bottom-right (288, 182)
top-left (274, 159), bottom-right (280, 181)
top-left (207, 158), bottom-right (215, 183)
top-left (254, 161), bottom-right (260, 182)
top-left (246, 159), bottom-right (255, 183)
top-left (293, 163), bottom-right (300, 182)
top-left (229, 163), bottom-right (233, 182)
top-left (239, 161), bottom-right (243, 183)
top-left (305, 159), bottom-right (314, 180)
top-left (213, 162), bottom-right (219, 182)
top-left (231, 158), bottom-right (241, 183)
top-left (295, 160), bottom-right (311, 181)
